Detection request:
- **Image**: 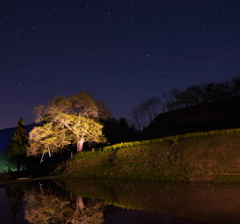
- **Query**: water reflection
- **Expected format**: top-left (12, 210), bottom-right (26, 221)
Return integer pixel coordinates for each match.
top-left (60, 179), bottom-right (240, 223)
top-left (1, 178), bottom-right (240, 223)
top-left (24, 184), bottom-right (105, 223)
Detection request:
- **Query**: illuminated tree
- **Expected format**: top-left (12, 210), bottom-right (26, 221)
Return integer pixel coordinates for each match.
top-left (53, 113), bottom-right (105, 152)
top-left (27, 123), bottom-right (71, 162)
top-left (69, 91), bottom-right (98, 117)
top-left (29, 91), bottom-right (110, 154)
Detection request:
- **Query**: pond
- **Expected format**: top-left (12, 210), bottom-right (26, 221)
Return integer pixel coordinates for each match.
top-left (1, 178), bottom-right (240, 223)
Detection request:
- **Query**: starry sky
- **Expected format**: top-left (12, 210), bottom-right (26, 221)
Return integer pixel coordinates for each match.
top-left (1, 0), bottom-right (240, 130)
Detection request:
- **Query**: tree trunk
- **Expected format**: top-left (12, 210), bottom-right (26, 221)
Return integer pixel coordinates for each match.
top-left (17, 159), bottom-right (20, 172)
top-left (77, 137), bottom-right (84, 152)
top-left (76, 196), bottom-right (85, 212)
top-left (48, 147), bottom-right (51, 157)
top-left (40, 153), bottom-right (45, 164)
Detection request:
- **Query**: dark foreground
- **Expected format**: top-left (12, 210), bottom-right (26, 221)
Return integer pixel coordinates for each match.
top-left (1, 177), bottom-right (240, 223)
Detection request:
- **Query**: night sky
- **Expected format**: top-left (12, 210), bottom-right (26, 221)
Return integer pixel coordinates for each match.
top-left (1, 0), bottom-right (240, 130)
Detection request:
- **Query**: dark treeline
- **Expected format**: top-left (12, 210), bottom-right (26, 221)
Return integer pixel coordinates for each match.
top-left (131, 97), bottom-right (161, 130)
top-left (132, 76), bottom-right (240, 130)
top-left (102, 117), bottom-right (139, 144)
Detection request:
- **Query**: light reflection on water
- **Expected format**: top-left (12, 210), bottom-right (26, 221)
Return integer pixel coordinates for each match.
top-left (1, 178), bottom-right (240, 224)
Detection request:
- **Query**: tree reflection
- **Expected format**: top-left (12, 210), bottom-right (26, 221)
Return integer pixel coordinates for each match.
top-left (5, 182), bottom-right (27, 223)
top-left (24, 182), bottom-right (105, 224)
top-left (66, 196), bottom-right (104, 224)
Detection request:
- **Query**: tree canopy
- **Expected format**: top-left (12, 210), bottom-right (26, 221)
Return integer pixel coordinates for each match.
top-left (8, 117), bottom-right (28, 171)
top-left (27, 123), bottom-right (71, 161)
top-left (27, 91), bottom-right (111, 158)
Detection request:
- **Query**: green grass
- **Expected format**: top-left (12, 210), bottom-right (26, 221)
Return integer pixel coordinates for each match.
top-left (63, 128), bottom-right (240, 181)
top-left (102, 128), bottom-right (240, 151)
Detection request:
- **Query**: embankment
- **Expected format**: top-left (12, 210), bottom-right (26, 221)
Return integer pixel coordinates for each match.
top-left (63, 129), bottom-right (240, 181)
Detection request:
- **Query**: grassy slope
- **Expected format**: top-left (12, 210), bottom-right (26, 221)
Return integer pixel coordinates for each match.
top-left (63, 129), bottom-right (240, 181)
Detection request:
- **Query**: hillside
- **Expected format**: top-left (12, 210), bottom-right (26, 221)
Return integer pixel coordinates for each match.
top-left (142, 96), bottom-right (240, 139)
top-left (62, 129), bottom-right (240, 182)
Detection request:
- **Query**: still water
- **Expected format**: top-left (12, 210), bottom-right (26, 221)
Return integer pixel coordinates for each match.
top-left (1, 178), bottom-right (240, 224)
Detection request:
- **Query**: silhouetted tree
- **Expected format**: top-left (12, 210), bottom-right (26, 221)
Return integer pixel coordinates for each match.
top-left (231, 77), bottom-right (240, 96)
top-left (161, 77), bottom-right (238, 113)
top-left (118, 117), bottom-right (130, 142)
top-left (131, 97), bottom-right (161, 130)
top-left (8, 117), bottom-right (28, 171)
top-left (131, 107), bottom-right (141, 130)
top-left (103, 117), bottom-right (138, 144)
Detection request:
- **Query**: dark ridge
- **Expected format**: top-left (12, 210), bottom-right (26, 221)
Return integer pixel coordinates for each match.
top-left (142, 96), bottom-right (240, 139)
